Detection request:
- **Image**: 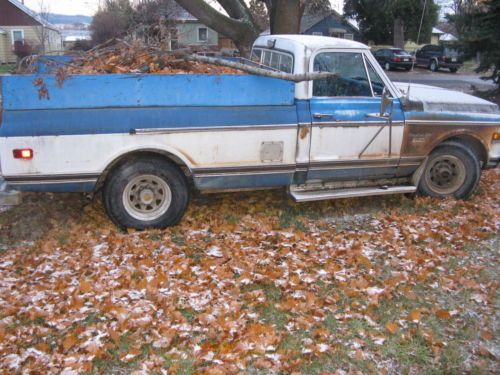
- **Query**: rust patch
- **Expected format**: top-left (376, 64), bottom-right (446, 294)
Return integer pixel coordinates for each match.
top-left (33, 78), bottom-right (50, 100)
top-left (299, 126), bottom-right (309, 140)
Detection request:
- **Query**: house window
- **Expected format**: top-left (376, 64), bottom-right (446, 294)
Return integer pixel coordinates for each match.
top-left (11, 29), bottom-right (24, 44)
top-left (344, 33), bottom-right (354, 40)
top-left (198, 27), bottom-right (208, 42)
top-left (312, 32), bottom-right (323, 36)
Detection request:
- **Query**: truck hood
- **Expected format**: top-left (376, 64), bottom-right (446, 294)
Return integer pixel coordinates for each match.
top-left (394, 82), bottom-right (498, 114)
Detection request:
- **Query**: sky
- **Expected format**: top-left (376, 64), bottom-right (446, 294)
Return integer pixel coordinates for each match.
top-left (22, 0), bottom-right (345, 17)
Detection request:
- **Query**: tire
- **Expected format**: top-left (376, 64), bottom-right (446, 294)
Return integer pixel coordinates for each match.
top-left (450, 67), bottom-right (458, 73)
top-left (405, 66), bottom-right (412, 71)
top-left (384, 62), bottom-right (391, 71)
top-left (103, 157), bottom-right (189, 229)
top-left (418, 142), bottom-right (481, 199)
top-left (429, 60), bottom-right (438, 72)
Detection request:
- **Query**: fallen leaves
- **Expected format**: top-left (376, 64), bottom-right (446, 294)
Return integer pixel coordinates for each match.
top-left (0, 170), bottom-right (498, 373)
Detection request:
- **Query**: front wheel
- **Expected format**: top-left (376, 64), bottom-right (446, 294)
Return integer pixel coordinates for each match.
top-left (418, 143), bottom-right (481, 199)
top-left (103, 157), bottom-right (189, 229)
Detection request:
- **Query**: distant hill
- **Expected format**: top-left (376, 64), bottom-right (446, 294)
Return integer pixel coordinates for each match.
top-left (46, 13), bottom-right (92, 25)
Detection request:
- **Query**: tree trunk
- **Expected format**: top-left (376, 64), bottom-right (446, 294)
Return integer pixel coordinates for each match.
top-left (269, 0), bottom-right (301, 34)
top-left (393, 18), bottom-right (404, 49)
top-left (174, 0), bottom-right (259, 56)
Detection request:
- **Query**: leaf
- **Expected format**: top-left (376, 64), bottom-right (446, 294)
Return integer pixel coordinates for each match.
top-left (79, 280), bottom-right (92, 294)
top-left (62, 334), bottom-right (78, 352)
top-left (385, 322), bottom-right (399, 334)
top-left (435, 309), bottom-right (451, 320)
top-left (480, 330), bottom-right (492, 341)
top-left (408, 309), bottom-right (422, 322)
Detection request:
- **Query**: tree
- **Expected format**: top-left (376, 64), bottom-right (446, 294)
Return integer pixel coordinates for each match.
top-left (460, 0), bottom-right (499, 86)
top-left (173, 0), bottom-right (331, 56)
top-left (344, 0), bottom-right (439, 45)
top-left (91, 0), bottom-right (134, 44)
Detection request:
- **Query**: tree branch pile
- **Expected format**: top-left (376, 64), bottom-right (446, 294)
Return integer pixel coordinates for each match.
top-left (16, 40), bottom-right (336, 83)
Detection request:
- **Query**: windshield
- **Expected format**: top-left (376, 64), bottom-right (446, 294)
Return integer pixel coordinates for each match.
top-left (392, 49), bottom-right (410, 55)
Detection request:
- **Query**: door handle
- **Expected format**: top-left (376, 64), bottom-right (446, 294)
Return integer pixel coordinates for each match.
top-left (313, 113), bottom-right (334, 119)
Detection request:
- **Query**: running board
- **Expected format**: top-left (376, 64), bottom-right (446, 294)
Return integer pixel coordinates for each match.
top-left (290, 185), bottom-right (416, 202)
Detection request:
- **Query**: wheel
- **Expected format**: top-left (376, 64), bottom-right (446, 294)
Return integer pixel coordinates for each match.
top-left (429, 60), bottom-right (438, 72)
top-left (384, 62), bottom-right (391, 71)
top-left (103, 157), bottom-right (189, 229)
top-left (405, 66), bottom-right (412, 71)
top-left (450, 67), bottom-right (458, 73)
top-left (418, 142), bottom-right (481, 199)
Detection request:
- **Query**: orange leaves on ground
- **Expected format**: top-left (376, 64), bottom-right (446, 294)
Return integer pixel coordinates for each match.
top-left (435, 309), bottom-right (452, 320)
top-left (385, 322), bottom-right (399, 334)
top-left (408, 309), bottom-right (422, 322)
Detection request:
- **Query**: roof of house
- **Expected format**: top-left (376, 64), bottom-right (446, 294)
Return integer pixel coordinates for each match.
top-left (300, 10), bottom-right (359, 33)
top-left (6, 0), bottom-right (60, 32)
top-left (432, 27), bottom-right (445, 34)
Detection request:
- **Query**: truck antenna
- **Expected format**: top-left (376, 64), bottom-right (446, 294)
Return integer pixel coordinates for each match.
top-left (407, 0), bottom-right (428, 98)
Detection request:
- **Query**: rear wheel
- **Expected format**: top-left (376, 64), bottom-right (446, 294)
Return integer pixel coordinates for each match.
top-left (429, 60), bottom-right (438, 72)
top-left (103, 157), bottom-right (189, 229)
top-left (418, 142), bottom-right (481, 199)
top-left (450, 67), bottom-right (458, 73)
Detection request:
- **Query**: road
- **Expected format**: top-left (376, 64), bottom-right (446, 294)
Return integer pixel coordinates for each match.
top-left (387, 68), bottom-right (496, 94)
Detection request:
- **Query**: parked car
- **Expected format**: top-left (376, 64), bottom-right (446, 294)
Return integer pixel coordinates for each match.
top-left (415, 44), bottom-right (463, 73)
top-left (373, 48), bottom-right (415, 71)
top-left (0, 35), bottom-right (498, 229)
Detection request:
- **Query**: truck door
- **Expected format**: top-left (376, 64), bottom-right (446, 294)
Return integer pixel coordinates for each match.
top-left (307, 50), bottom-right (405, 182)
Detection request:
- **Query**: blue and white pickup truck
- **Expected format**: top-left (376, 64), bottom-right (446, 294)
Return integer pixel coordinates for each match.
top-left (1, 35), bottom-right (499, 229)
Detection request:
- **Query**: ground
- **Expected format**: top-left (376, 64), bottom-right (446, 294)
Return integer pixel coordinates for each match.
top-left (0, 169), bottom-right (498, 374)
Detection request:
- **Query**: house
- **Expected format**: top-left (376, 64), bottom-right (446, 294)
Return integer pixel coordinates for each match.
top-left (431, 27), bottom-right (445, 44)
top-left (301, 10), bottom-right (362, 42)
top-left (0, 0), bottom-right (63, 64)
top-left (172, 10), bottom-right (218, 51)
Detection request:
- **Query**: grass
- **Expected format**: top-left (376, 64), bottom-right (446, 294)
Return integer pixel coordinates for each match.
top-left (0, 64), bottom-right (15, 74)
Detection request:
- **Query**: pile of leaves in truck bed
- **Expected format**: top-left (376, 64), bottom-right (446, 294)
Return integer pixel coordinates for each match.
top-left (20, 40), bottom-right (243, 75)
top-left (0, 170), bottom-right (498, 374)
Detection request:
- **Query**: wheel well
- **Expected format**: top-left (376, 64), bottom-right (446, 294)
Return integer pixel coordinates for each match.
top-left (437, 135), bottom-right (488, 168)
top-left (95, 150), bottom-right (192, 191)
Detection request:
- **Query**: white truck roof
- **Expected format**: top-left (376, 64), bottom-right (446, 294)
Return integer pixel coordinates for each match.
top-left (254, 35), bottom-right (368, 52)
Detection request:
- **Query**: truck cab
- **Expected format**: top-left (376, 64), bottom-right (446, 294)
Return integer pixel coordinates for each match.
top-left (1, 35), bottom-right (499, 229)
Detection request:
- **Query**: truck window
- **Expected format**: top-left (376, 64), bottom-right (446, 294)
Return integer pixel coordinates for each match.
top-left (313, 52), bottom-right (372, 97)
top-left (365, 57), bottom-right (385, 96)
top-left (252, 48), bottom-right (294, 73)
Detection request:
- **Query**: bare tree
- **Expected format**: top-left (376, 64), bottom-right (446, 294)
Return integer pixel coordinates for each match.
top-left (34, 0), bottom-right (50, 54)
top-left (173, 0), bottom-right (330, 56)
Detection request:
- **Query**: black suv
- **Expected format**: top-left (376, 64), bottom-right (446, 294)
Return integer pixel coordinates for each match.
top-left (373, 48), bottom-right (414, 71)
top-left (415, 45), bottom-right (463, 73)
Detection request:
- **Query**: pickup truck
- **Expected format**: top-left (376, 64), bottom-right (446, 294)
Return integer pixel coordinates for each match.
top-left (1, 35), bottom-right (499, 229)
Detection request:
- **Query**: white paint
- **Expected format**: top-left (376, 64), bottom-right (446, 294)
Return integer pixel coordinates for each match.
top-left (0, 127), bottom-right (297, 177)
top-left (309, 125), bottom-right (404, 162)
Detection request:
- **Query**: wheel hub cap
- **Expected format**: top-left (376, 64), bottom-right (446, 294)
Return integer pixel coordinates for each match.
top-left (122, 175), bottom-right (172, 221)
top-left (425, 155), bottom-right (466, 195)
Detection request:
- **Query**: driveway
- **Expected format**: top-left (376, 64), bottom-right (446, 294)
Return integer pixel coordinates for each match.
top-left (387, 68), bottom-right (497, 94)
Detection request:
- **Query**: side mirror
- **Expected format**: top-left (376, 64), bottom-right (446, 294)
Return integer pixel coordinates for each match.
top-left (380, 87), bottom-right (392, 117)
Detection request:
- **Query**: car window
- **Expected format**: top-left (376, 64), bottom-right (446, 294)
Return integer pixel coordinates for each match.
top-left (365, 57), bottom-right (385, 96)
top-left (251, 48), bottom-right (262, 63)
top-left (313, 52), bottom-right (372, 97)
top-left (444, 47), bottom-right (459, 57)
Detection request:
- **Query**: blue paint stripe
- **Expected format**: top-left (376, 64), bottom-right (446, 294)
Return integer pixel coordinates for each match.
top-left (0, 106), bottom-right (298, 137)
top-left (1, 74), bottom-right (295, 110)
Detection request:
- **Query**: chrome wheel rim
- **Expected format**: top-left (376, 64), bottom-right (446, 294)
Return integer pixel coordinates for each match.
top-left (425, 155), bottom-right (466, 195)
top-left (122, 175), bottom-right (172, 221)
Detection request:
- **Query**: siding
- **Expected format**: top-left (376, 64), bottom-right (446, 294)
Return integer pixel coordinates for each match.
top-left (0, 26), bottom-right (62, 63)
top-left (176, 22), bottom-right (218, 47)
